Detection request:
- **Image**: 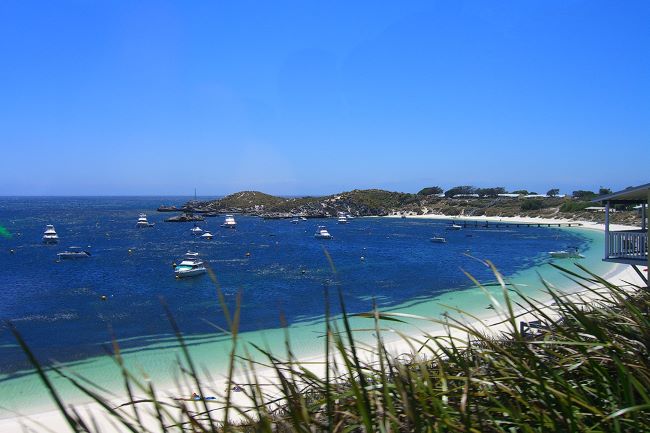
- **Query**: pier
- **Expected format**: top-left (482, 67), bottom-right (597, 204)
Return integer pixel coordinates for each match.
top-left (458, 220), bottom-right (581, 229)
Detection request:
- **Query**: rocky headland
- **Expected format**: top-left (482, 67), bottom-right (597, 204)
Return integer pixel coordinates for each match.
top-left (157, 189), bottom-right (640, 225)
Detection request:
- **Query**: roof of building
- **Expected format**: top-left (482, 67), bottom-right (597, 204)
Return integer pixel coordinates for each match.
top-left (593, 182), bottom-right (650, 203)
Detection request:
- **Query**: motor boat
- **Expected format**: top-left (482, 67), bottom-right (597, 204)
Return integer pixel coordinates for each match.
top-left (201, 232), bottom-right (213, 240)
top-left (57, 247), bottom-right (91, 259)
top-left (222, 215), bottom-right (237, 229)
top-left (314, 226), bottom-right (333, 239)
top-left (300, 217), bottom-right (308, 221)
top-left (430, 236), bottom-right (447, 243)
top-left (136, 213), bottom-right (154, 228)
top-left (174, 251), bottom-right (207, 278)
top-left (190, 225), bottom-right (203, 235)
top-left (549, 247), bottom-right (585, 259)
top-left (337, 215), bottom-right (348, 224)
top-left (42, 225), bottom-right (59, 244)
top-left (447, 224), bottom-right (463, 230)
top-left (291, 218), bottom-right (300, 224)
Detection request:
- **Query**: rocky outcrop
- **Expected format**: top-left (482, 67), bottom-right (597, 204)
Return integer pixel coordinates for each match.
top-left (164, 213), bottom-right (205, 222)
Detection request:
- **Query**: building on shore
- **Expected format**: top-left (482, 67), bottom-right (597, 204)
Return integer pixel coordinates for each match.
top-left (594, 183), bottom-right (649, 287)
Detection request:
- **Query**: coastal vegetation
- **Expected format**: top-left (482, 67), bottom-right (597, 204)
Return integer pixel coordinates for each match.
top-left (12, 264), bottom-right (650, 432)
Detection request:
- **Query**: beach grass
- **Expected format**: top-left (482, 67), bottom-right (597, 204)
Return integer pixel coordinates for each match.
top-left (9, 261), bottom-right (650, 432)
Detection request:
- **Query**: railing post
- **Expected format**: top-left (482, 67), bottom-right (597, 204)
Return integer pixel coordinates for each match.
top-left (605, 201), bottom-right (610, 259)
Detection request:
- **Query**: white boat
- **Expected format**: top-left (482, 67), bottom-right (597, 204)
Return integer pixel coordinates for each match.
top-left (314, 226), bottom-right (333, 239)
top-left (549, 248), bottom-right (585, 259)
top-left (136, 213), bottom-right (154, 228)
top-left (190, 225), bottom-right (203, 235)
top-left (174, 251), bottom-right (207, 278)
top-left (201, 232), bottom-right (213, 240)
top-left (447, 224), bottom-right (463, 230)
top-left (290, 218), bottom-right (300, 224)
top-left (337, 215), bottom-right (348, 224)
top-left (42, 224), bottom-right (59, 244)
top-left (346, 214), bottom-right (355, 219)
top-left (222, 215), bottom-right (237, 229)
top-left (430, 236), bottom-right (447, 243)
top-left (57, 247), bottom-right (91, 259)
top-left (300, 217), bottom-right (308, 221)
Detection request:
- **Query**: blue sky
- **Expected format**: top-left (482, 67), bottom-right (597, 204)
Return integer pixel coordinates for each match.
top-left (0, 1), bottom-right (648, 196)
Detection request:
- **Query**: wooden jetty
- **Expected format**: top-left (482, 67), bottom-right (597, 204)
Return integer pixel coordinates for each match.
top-left (458, 220), bottom-right (581, 229)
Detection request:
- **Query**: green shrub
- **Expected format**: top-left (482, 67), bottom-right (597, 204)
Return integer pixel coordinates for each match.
top-left (560, 200), bottom-right (592, 212)
top-left (520, 198), bottom-right (545, 211)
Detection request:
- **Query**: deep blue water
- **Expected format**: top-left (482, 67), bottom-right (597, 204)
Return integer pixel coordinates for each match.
top-left (0, 197), bottom-right (587, 375)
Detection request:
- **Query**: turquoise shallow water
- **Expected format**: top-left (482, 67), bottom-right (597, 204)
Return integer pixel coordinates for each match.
top-left (0, 197), bottom-right (615, 417)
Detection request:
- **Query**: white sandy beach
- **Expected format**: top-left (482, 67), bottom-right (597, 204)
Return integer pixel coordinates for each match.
top-left (2, 215), bottom-right (646, 433)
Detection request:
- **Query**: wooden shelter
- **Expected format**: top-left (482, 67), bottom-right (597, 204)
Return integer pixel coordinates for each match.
top-left (594, 183), bottom-right (649, 286)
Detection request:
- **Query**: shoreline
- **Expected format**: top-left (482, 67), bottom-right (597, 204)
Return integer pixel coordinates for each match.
top-left (1, 215), bottom-right (645, 432)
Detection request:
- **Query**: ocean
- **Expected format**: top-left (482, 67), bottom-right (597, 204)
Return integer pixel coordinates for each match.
top-left (0, 196), bottom-right (613, 415)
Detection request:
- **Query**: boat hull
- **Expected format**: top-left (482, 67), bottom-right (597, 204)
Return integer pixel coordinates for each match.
top-left (175, 268), bottom-right (207, 278)
top-left (57, 252), bottom-right (90, 259)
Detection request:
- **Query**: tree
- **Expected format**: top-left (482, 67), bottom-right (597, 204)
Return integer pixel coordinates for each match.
top-left (511, 190), bottom-right (528, 195)
top-left (417, 186), bottom-right (443, 196)
top-left (599, 187), bottom-right (612, 196)
top-left (572, 190), bottom-right (597, 200)
top-left (547, 188), bottom-right (560, 197)
top-left (444, 186), bottom-right (476, 197)
top-left (476, 187), bottom-right (506, 197)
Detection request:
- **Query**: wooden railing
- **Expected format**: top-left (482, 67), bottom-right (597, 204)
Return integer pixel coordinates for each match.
top-left (607, 230), bottom-right (648, 260)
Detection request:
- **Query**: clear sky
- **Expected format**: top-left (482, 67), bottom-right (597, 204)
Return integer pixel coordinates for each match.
top-left (0, 1), bottom-right (648, 196)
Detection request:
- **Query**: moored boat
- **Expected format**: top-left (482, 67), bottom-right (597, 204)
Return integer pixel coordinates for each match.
top-left (42, 225), bottom-right (59, 244)
top-left (222, 215), bottom-right (237, 229)
top-left (549, 247), bottom-right (584, 259)
top-left (136, 213), bottom-right (155, 228)
top-left (314, 226), bottom-right (333, 239)
top-left (57, 247), bottom-right (91, 259)
top-left (430, 236), bottom-right (447, 243)
top-left (201, 232), bottom-right (213, 240)
top-left (174, 251), bottom-right (207, 278)
top-left (190, 225), bottom-right (203, 235)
